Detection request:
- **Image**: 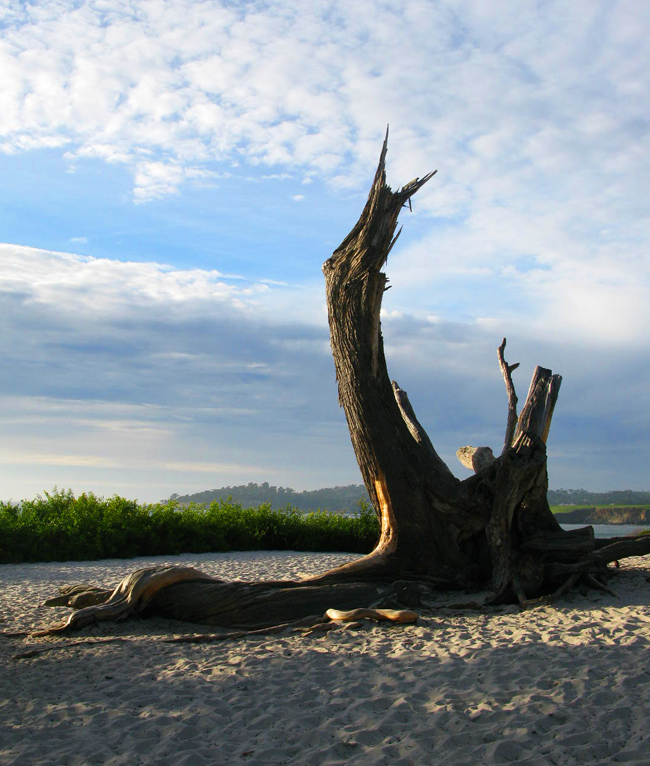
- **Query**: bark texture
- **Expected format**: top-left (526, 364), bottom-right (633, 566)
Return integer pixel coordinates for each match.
top-left (36, 132), bottom-right (650, 636)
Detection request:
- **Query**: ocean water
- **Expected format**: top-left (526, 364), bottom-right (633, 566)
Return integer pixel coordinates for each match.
top-left (560, 523), bottom-right (647, 539)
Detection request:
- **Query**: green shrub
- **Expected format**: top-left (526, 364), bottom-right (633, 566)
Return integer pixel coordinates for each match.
top-left (0, 488), bottom-right (380, 564)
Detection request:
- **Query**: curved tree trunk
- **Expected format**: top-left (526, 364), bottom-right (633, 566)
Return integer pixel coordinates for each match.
top-left (36, 132), bottom-right (650, 636)
top-left (316, 131), bottom-right (576, 602)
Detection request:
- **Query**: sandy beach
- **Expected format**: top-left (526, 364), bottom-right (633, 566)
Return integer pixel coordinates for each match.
top-left (1, 550), bottom-right (649, 765)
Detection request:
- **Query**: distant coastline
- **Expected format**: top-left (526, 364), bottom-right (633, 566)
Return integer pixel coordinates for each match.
top-left (168, 483), bottom-right (650, 523)
top-left (553, 506), bottom-right (650, 525)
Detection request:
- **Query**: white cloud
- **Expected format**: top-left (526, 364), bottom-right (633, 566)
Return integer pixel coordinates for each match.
top-left (1, 0), bottom-right (644, 207)
top-left (0, 242), bottom-right (272, 317)
top-left (388, 178), bottom-right (650, 347)
top-left (133, 161), bottom-right (186, 202)
top-left (2, 3), bottom-right (648, 350)
top-left (1, 239), bottom-right (649, 500)
top-left (0, 243), bottom-right (356, 499)
top-left (0, 451), bottom-right (120, 468)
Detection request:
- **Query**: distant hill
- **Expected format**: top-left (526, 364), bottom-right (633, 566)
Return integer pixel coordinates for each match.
top-left (168, 482), bottom-right (371, 514)
top-left (167, 484), bottom-right (650, 517)
top-left (554, 506), bottom-right (650, 525)
top-left (547, 489), bottom-right (650, 506)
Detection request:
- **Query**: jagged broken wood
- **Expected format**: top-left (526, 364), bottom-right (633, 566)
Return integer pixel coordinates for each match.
top-left (497, 338), bottom-right (520, 454)
top-left (34, 129), bottom-right (650, 639)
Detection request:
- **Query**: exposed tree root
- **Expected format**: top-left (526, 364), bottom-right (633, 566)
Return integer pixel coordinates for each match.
top-left (518, 570), bottom-right (584, 610)
top-left (31, 534), bottom-right (649, 639)
top-left (18, 598), bottom-right (419, 660)
top-left (33, 565), bottom-right (429, 638)
top-left (32, 566), bottom-right (218, 637)
top-left (164, 608), bottom-right (418, 645)
top-left (44, 584), bottom-right (113, 608)
top-left (582, 573), bottom-right (617, 597)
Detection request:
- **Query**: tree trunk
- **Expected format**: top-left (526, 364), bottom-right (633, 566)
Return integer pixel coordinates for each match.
top-left (36, 131), bottom-right (650, 636)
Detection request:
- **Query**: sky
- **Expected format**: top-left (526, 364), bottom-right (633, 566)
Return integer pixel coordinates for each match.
top-left (1, 0), bottom-right (649, 502)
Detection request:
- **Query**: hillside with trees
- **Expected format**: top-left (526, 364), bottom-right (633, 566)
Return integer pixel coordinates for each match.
top-left (168, 484), bottom-right (650, 515)
top-left (547, 489), bottom-right (650, 506)
top-left (168, 483), bottom-right (371, 514)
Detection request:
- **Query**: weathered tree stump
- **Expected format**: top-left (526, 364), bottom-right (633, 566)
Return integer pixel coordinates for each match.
top-left (36, 130), bottom-right (650, 637)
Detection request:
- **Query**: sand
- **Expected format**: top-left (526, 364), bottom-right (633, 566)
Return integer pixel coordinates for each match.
top-left (1, 550), bottom-right (649, 765)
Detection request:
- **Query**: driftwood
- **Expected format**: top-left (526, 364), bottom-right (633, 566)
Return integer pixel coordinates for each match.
top-left (15, 604), bottom-right (417, 659)
top-left (34, 564), bottom-right (430, 638)
top-left (33, 130), bottom-right (650, 639)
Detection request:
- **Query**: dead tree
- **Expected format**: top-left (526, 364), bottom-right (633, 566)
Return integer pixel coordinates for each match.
top-left (37, 133), bottom-right (650, 636)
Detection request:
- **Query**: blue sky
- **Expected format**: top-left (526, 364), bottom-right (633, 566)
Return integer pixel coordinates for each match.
top-left (1, 0), bottom-right (649, 502)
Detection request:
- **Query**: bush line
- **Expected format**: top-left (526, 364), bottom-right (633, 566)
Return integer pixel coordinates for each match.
top-left (0, 488), bottom-right (380, 565)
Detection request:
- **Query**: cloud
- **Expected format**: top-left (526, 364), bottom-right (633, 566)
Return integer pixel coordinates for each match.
top-left (388, 200), bottom-right (650, 348)
top-left (0, 244), bottom-right (333, 426)
top-left (1, 0), bottom-right (645, 205)
top-left (2, 1), bottom-right (647, 350)
top-left (68, 236), bottom-right (88, 244)
top-left (0, 243), bottom-right (267, 319)
top-left (133, 161), bottom-right (187, 202)
top-left (3, 241), bottom-right (648, 502)
top-left (0, 451), bottom-right (120, 468)
top-left (0, 243), bottom-right (360, 499)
